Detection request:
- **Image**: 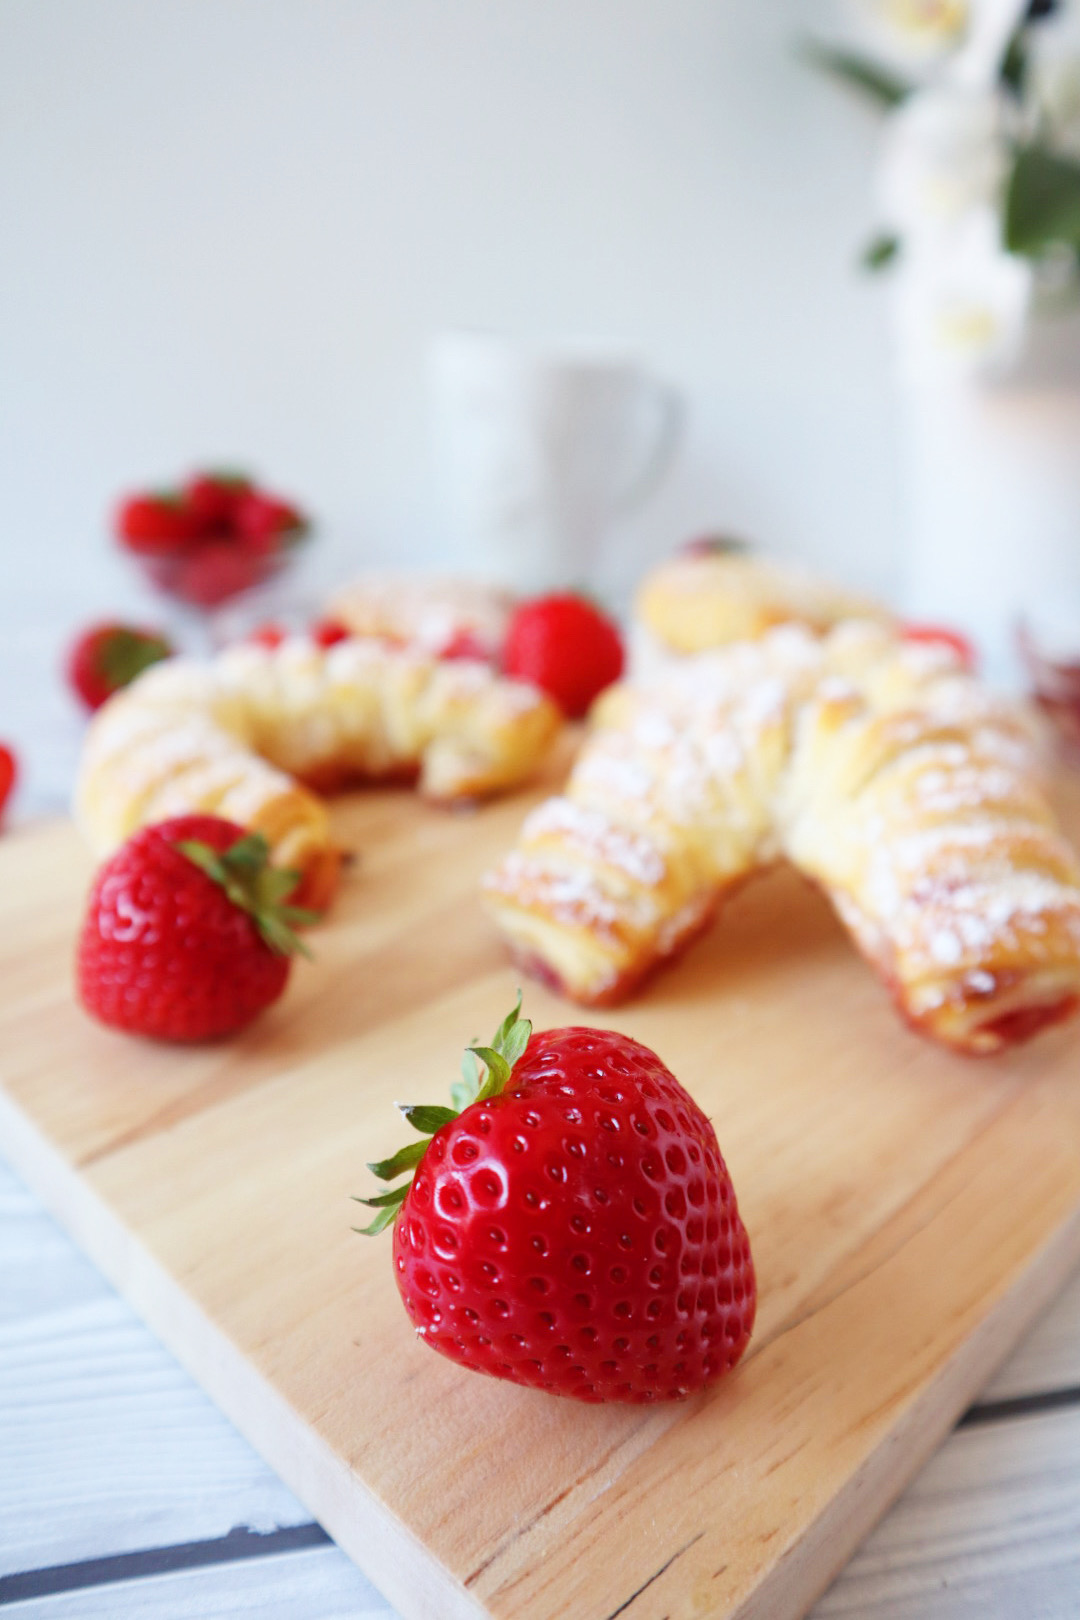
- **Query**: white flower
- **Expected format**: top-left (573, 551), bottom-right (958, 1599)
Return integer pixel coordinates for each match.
top-left (846, 0), bottom-right (1025, 82)
top-left (847, 0), bottom-right (971, 68)
top-left (892, 210), bottom-right (1033, 378)
top-left (878, 86), bottom-right (1007, 233)
top-left (945, 0), bottom-right (1029, 90)
top-left (1028, 7), bottom-right (1080, 159)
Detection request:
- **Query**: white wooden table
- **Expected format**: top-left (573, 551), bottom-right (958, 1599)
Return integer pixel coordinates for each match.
top-left (2, 1151), bottom-right (1080, 1619)
top-left (3, 626), bottom-right (1080, 1618)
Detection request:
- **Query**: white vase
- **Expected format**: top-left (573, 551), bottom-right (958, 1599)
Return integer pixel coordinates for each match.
top-left (900, 313), bottom-right (1080, 686)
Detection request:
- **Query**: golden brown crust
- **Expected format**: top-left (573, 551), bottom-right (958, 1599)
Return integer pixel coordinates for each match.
top-left (76, 637), bottom-right (560, 901)
top-left (634, 550), bottom-right (893, 657)
top-left (484, 621), bottom-right (1080, 1055)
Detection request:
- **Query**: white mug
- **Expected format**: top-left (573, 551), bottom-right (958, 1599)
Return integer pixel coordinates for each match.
top-left (431, 331), bottom-right (681, 593)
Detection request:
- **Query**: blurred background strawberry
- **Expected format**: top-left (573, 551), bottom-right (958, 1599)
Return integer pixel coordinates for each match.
top-left (66, 622), bottom-right (173, 711)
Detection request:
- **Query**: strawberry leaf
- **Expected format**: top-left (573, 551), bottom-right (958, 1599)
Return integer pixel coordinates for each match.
top-left (450, 1047), bottom-right (482, 1112)
top-left (174, 832), bottom-right (317, 959)
top-left (397, 1104), bottom-right (459, 1133)
top-left (470, 1046), bottom-right (511, 1102)
top-left (353, 1201), bottom-right (405, 1237)
top-left (352, 1186), bottom-right (412, 1209)
top-left (354, 995), bottom-right (534, 1237)
top-left (368, 1139), bottom-right (431, 1181)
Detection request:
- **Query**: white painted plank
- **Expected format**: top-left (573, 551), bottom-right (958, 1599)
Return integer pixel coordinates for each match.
top-left (0, 1546), bottom-right (392, 1619)
top-left (814, 1407), bottom-right (1080, 1618)
top-left (0, 1161), bottom-right (311, 1576)
top-left (5, 1414), bottom-right (1080, 1620)
top-left (980, 1260), bottom-right (1080, 1402)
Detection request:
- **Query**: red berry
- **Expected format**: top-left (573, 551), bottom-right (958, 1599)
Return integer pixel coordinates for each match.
top-left (901, 622), bottom-right (978, 672)
top-left (360, 1001), bottom-right (755, 1404)
top-left (234, 490), bottom-right (308, 556)
top-left (438, 629), bottom-right (491, 662)
top-left (67, 623), bottom-right (173, 711)
top-left (250, 623), bottom-right (288, 650)
top-left (0, 745), bottom-right (16, 823)
top-left (502, 594), bottom-right (624, 718)
top-left (183, 471), bottom-right (254, 535)
top-left (76, 815), bottom-right (314, 1042)
top-left (175, 541), bottom-right (263, 607)
top-left (115, 494), bottom-right (201, 556)
top-left (310, 618), bottom-right (352, 649)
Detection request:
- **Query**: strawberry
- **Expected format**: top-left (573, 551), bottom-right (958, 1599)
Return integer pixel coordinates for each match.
top-left (115, 493), bottom-right (202, 556)
top-left (310, 617), bottom-right (352, 649)
top-left (358, 998), bottom-right (755, 1404)
top-left (175, 541), bottom-right (264, 607)
top-left (250, 622), bottom-right (288, 649)
top-left (901, 621), bottom-right (978, 672)
top-left (438, 628), bottom-right (491, 662)
top-left (183, 471), bottom-right (254, 535)
top-left (234, 490), bottom-right (308, 556)
top-left (67, 623), bottom-right (173, 711)
top-left (0, 745), bottom-right (16, 823)
top-left (502, 594), bottom-right (625, 719)
top-left (76, 816), bottom-right (318, 1042)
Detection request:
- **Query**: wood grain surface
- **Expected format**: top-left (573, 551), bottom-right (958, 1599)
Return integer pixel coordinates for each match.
top-left (2, 767), bottom-right (1080, 1620)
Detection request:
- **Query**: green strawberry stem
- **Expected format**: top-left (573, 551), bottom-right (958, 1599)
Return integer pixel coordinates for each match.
top-left (98, 628), bottom-right (173, 691)
top-left (353, 993), bottom-right (532, 1237)
top-left (174, 831), bottom-right (320, 958)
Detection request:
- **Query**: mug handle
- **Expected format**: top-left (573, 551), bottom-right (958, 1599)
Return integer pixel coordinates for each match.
top-left (610, 379), bottom-right (683, 514)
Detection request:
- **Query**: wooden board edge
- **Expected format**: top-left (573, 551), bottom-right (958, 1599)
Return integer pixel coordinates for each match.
top-left (732, 1202), bottom-right (1080, 1620)
top-left (0, 1085), bottom-right (487, 1620)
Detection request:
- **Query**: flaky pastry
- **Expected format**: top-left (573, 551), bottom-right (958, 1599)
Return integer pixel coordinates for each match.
top-left (76, 638), bottom-right (560, 908)
top-left (483, 622), bottom-right (1080, 1055)
top-left (324, 574), bottom-right (514, 659)
top-left (633, 547), bottom-right (892, 665)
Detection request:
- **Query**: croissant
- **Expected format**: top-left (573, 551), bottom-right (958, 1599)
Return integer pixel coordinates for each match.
top-left (632, 547), bottom-right (892, 672)
top-left (76, 638), bottom-right (560, 908)
top-left (483, 622), bottom-right (1080, 1054)
top-left (324, 574), bottom-right (513, 659)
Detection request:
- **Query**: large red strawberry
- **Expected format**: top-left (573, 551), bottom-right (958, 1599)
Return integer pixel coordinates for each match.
top-left (67, 623), bottom-right (173, 711)
top-left (77, 815), bottom-right (318, 1041)
top-left (358, 999), bottom-right (755, 1404)
top-left (0, 745), bottom-right (16, 824)
top-left (502, 594), bottom-right (624, 719)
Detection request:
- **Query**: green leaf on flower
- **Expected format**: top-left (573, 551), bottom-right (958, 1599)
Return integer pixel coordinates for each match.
top-left (1000, 29), bottom-right (1027, 97)
top-left (1006, 143), bottom-right (1080, 256)
top-left (798, 39), bottom-right (912, 109)
top-left (862, 233), bottom-right (901, 271)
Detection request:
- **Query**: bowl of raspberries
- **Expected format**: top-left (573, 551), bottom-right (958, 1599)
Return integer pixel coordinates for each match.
top-left (114, 469), bottom-right (311, 610)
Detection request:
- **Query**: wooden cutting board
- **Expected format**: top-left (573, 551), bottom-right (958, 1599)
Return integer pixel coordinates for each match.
top-left (3, 763), bottom-right (1080, 1620)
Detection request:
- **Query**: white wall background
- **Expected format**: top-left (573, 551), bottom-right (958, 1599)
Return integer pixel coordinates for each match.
top-left (0, 0), bottom-right (903, 797)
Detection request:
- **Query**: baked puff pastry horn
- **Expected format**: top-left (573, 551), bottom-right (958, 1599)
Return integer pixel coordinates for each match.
top-left (76, 638), bottom-right (561, 910)
top-left (483, 622), bottom-right (1080, 1055)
